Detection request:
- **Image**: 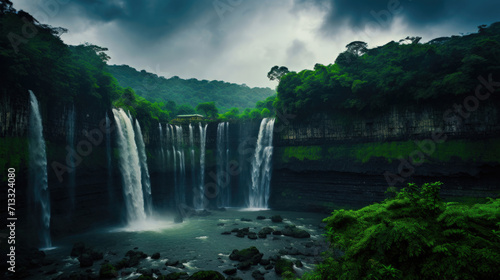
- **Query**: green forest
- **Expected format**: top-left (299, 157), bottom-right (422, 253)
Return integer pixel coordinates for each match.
top-left (107, 64), bottom-right (275, 113)
top-left (273, 24), bottom-right (500, 120)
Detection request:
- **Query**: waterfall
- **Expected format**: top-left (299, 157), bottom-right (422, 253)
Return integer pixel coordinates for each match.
top-left (249, 118), bottom-right (275, 209)
top-left (112, 108), bottom-right (147, 223)
top-left (196, 123), bottom-right (207, 209)
top-left (134, 119), bottom-right (153, 216)
top-left (105, 112), bottom-right (114, 207)
top-left (28, 90), bottom-right (51, 248)
top-left (166, 124), bottom-right (171, 175)
top-left (189, 124), bottom-right (196, 205)
top-left (159, 123), bottom-right (165, 169)
top-left (175, 125), bottom-right (186, 205)
top-left (66, 106), bottom-right (76, 210)
top-left (216, 122), bottom-right (230, 207)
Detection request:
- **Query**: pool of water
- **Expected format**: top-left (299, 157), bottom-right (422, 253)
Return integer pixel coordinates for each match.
top-left (35, 209), bottom-right (328, 279)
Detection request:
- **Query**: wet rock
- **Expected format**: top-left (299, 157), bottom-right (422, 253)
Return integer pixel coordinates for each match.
top-left (269, 255), bottom-right (280, 262)
top-left (164, 272), bottom-right (188, 280)
top-left (188, 270), bottom-right (225, 280)
top-left (241, 218), bottom-right (252, 222)
top-left (235, 231), bottom-right (245, 238)
top-left (229, 247), bottom-right (263, 264)
top-left (70, 242), bottom-right (86, 257)
top-left (258, 227), bottom-right (274, 238)
top-left (281, 225), bottom-right (310, 238)
top-left (259, 259), bottom-right (270, 266)
top-left (151, 252), bottom-right (161, 260)
top-left (237, 261), bottom-right (252, 270)
top-left (223, 268), bottom-right (237, 275)
top-left (271, 215), bottom-right (283, 223)
top-left (295, 260), bottom-right (303, 268)
top-left (99, 263), bottom-right (118, 278)
top-left (251, 270), bottom-right (265, 280)
top-left (78, 254), bottom-right (93, 268)
top-left (272, 230), bottom-right (282, 235)
top-left (165, 259), bottom-right (180, 267)
top-left (247, 232), bottom-right (258, 240)
top-left (279, 247), bottom-right (300, 255)
top-left (221, 231), bottom-right (232, 235)
top-left (275, 259), bottom-right (294, 275)
top-left (231, 228), bottom-right (240, 233)
top-left (256, 216), bottom-right (266, 220)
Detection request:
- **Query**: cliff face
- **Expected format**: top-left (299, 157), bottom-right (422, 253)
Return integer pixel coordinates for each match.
top-left (1, 94), bottom-right (499, 241)
top-left (269, 105), bottom-right (500, 211)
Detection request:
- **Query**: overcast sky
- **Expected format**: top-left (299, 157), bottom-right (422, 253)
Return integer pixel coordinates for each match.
top-left (13, 0), bottom-right (500, 89)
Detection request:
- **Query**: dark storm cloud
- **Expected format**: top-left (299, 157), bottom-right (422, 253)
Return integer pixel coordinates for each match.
top-left (34, 0), bottom-right (224, 39)
top-left (295, 0), bottom-right (500, 33)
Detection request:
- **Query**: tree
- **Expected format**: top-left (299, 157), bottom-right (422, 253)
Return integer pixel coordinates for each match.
top-left (399, 36), bottom-right (422, 45)
top-left (177, 104), bottom-right (196, 115)
top-left (267, 65), bottom-right (289, 82)
top-left (345, 41), bottom-right (368, 56)
top-left (196, 102), bottom-right (218, 118)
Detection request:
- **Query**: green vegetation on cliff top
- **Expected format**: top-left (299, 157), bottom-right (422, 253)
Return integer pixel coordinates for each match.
top-left (274, 23), bottom-right (500, 120)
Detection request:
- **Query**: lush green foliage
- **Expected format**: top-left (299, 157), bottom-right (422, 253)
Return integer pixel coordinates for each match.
top-left (274, 23), bottom-right (500, 119)
top-left (107, 64), bottom-right (275, 113)
top-left (0, 6), bottom-right (171, 134)
top-left (304, 182), bottom-right (500, 280)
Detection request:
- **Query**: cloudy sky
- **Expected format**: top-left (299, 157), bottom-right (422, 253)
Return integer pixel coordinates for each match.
top-left (13, 0), bottom-right (500, 89)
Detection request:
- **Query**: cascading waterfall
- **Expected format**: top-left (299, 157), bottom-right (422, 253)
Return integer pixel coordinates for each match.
top-left (249, 118), bottom-right (275, 209)
top-left (165, 124), bottom-right (171, 175)
top-left (28, 90), bottom-right (51, 248)
top-left (189, 124), bottom-right (196, 203)
top-left (196, 123), bottom-right (208, 209)
top-left (170, 125), bottom-right (178, 201)
top-left (159, 123), bottom-right (165, 169)
top-left (216, 122), bottom-right (230, 207)
top-left (66, 106), bottom-right (76, 210)
top-left (134, 119), bottom-right (153, 216)
top-left (105, 112), bottom-right (114, 206)
top-left (175, 125), bottom-right (186, 205)
top-left (112, 108), bottom-right (147, 223)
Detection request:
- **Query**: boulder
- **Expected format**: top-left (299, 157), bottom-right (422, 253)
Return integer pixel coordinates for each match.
top-left (281, 225), bottom-right (310, 238)
top-left (188, 270), bottom-right (225, 280)
top-left (271, 215), bottom-right (283, 223)
top-left (275, 259), bottom-right (294, 275)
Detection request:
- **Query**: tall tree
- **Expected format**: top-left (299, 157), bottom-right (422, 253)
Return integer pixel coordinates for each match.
top-left (196, 102), bottom-right (219, 118)
top-left (267, 65), bottom-right (289, 81)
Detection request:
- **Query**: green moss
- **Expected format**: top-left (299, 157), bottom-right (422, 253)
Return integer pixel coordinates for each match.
top-left (0, 137), bottom-right (28, 181)
top-left (99, 263), bottom-right (117, 279)
top-left (282, 145), bottom-right (322, 162)
top-left (283, 138), bottom-right (500, 164)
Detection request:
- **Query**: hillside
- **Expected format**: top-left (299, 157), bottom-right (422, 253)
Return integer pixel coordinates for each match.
top-left (107, 65), bottom-right (275, 113)
top-left (275, 22), bottom-right (500, 119)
